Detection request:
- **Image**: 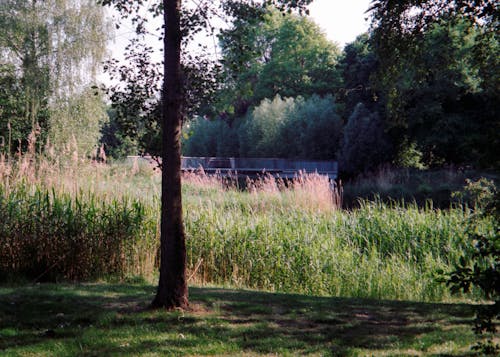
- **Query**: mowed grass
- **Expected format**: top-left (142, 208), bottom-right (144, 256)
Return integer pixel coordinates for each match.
top-left (0, 282), bottom-right (489, 356)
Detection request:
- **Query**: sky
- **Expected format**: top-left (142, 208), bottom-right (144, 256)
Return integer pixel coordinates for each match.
top-left (109, 0), bottom-right (373, 54)
top-left (104, 0), bottom-right (373, 83)
top-left (308, 0), bottom-right (372, 47)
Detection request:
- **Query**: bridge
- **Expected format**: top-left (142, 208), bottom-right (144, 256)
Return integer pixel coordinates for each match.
top-left (180, 157), bottom-right (338, 180)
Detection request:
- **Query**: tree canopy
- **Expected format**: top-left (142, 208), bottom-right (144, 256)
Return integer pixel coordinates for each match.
top-left (0, 0), bottom-right (109, 155)
top-left (216, 8), bottom-right (341, 118)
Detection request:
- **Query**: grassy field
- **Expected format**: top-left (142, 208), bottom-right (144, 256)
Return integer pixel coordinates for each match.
top-left (0, 282), bottom-right (489, 356)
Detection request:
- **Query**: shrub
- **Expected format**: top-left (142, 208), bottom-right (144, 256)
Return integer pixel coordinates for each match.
top-left (282, 94), bottom-right (342, 159)
top-left (444, 182), bottom-right (499, 354)
top-left (339, 103), bottom-right (391, 176)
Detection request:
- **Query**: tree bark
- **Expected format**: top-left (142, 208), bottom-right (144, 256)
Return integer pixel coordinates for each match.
top-left (151, 0), bottom-right (188, 309)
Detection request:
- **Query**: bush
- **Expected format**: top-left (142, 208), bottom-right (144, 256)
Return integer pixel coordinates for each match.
top-left (0, 184), bottom-right (157, 281)
top-left (339, 103), bottom-right (392, 176)
top-left (444, 182), bottom-right (499, 354)
top-left (282, 94), bottom-right (342, 159)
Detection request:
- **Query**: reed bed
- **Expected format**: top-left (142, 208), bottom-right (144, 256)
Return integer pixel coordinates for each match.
top-left (0, 152), bottom-right (487, 302)
top-left (182, 173), bottom-right (480, 301)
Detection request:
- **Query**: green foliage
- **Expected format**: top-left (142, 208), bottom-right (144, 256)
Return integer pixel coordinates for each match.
top-left (0, 0), bottom-right (109, 155)
top-left (217, 8), bottom-right (342, 118)
top-left (339, 103), bottom-right (391, 176)
top-left (394, 139), bottom-right (427, 170)
top-left (0, 64), bottom-right (29, 154)
top-left (185, 95), bottom-right (343, 159)
top-left (338, 33), bottom-right (378, 118)
top-left (452, 178), bottom-right (498, 209)
top-left (49, 88), bottom-right (108, 157)
top-left (182, 117), bottom-right (240, 158)
top-left (371, 5), bottom-right (499, 168)
top-left (0, 184), bottom-right (156, 281)
top-left (239, 95), bottom-right (298, 157)
top-left (100, 108), bottom-right (139, 159)
top-left (282, 94), bottom-right (342, 159)
top-left (443, 179), bottom-right (499, 354)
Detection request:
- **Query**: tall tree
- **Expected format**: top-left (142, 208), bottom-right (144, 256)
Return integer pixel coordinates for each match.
top-left (101, 0), bottom-right (313, 309)
top-left (217, 7), bottom-right (341, 119)
top-left (152, 0), bottom-right (187, 309)
top-left (338, 33), bottom-right (379, 118)
top-left (0, 0), bottom-right (109, 155)
top-left (369, 0), bottom-right (499, 168)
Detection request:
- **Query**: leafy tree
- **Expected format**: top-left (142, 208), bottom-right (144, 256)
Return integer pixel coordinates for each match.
top-left (0, 0), bottom-right (109, 155)
top-left (217, 7), bottom-right (341, 119)
top-left (339, 103), bottom-right (391, 177)
top-left (184, 94), bottom-right (342, 160)
top-left (338, 33), bottom-right (378, 118)
top-left (49, 89), bottom-right (108, 156)
top-left (0, 64), bottom-right (28, 154)
top-left (182, 116), bottom-right (240, 158)
top-left (282, 95), bottom-right (342, 159)
top-left (182, 118), bottom-right (220, 157)
top-left (101, 0), bottom-right (313, 310)
top-left (369, 0), bottom-right (499, 168)
top-left (100, 107), bottom-right (140, 159)
top-left (239, 95), bottom-right (298, 157)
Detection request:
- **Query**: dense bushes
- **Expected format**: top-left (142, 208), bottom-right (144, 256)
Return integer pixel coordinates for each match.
top-left (183, 95), bottom-right (343, 160)
top-left (0, 184), bottom-right (157, 281)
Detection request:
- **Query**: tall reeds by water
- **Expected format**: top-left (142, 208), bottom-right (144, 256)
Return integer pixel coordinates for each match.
top-left (0, 145), bottom-right (486, 302)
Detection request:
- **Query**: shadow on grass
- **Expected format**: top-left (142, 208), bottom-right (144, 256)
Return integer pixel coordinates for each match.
top-left (0, 283), bottom-right (479, 356)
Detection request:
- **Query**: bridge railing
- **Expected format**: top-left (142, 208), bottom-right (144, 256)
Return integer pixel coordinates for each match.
top-left (181, 157), bottom-right (338, 179)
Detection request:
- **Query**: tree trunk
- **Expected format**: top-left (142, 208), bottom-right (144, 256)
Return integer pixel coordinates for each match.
top-left (151, 0), bottom-right (188, 309)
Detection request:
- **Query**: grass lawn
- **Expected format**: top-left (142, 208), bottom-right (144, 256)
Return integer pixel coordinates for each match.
top-left (0, 283), bottom-right (489, 356)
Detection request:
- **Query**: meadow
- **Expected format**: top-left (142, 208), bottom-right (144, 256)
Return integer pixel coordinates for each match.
top-left (0, 153), bottom-right (491, 303)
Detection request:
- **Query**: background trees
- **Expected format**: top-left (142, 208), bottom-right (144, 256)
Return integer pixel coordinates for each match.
top-left (217, 8), bottom-right (341, 119)
top-left (0, 0), bottom-right (108, 156)
top-left (370, 0), bottom-right (499, 169)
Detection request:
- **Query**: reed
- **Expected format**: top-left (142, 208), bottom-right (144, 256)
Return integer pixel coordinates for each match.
top-left (0, 149), bottom-right (488, 302)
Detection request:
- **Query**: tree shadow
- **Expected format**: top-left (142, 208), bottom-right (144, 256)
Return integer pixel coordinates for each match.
top-left (0, 283), bottom-right (478, 356)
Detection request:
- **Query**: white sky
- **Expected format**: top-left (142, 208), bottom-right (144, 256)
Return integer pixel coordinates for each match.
top-left (103, 0), bottom-right (372, 83)
top-left (308, 0), bottom-right (372, 47)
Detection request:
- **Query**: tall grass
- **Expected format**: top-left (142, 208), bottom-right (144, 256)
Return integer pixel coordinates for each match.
top-left (0, 184), bottom-right (157, 281)
top-left (0, 143), bottom-right (159, 281)
top-left (182, 175), bottom-right (482, 301)
top-left (0, 148), bottom-right (489, 302)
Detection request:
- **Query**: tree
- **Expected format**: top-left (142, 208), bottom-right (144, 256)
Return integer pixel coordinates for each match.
top-left (217, 7), bottom-right (341, 118)
top-left (339, 102), bottom-right (391, 176)
top-left (0, 64), bottom-right (28, 155)
top-left (0, 0), bottom-right (109, 155)
top-left (102, 0), bottom-right (313, 309)
top-left (338, 33), bottom-right (378, 118)
top-left (369, 0), bottom-right (499, 168)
